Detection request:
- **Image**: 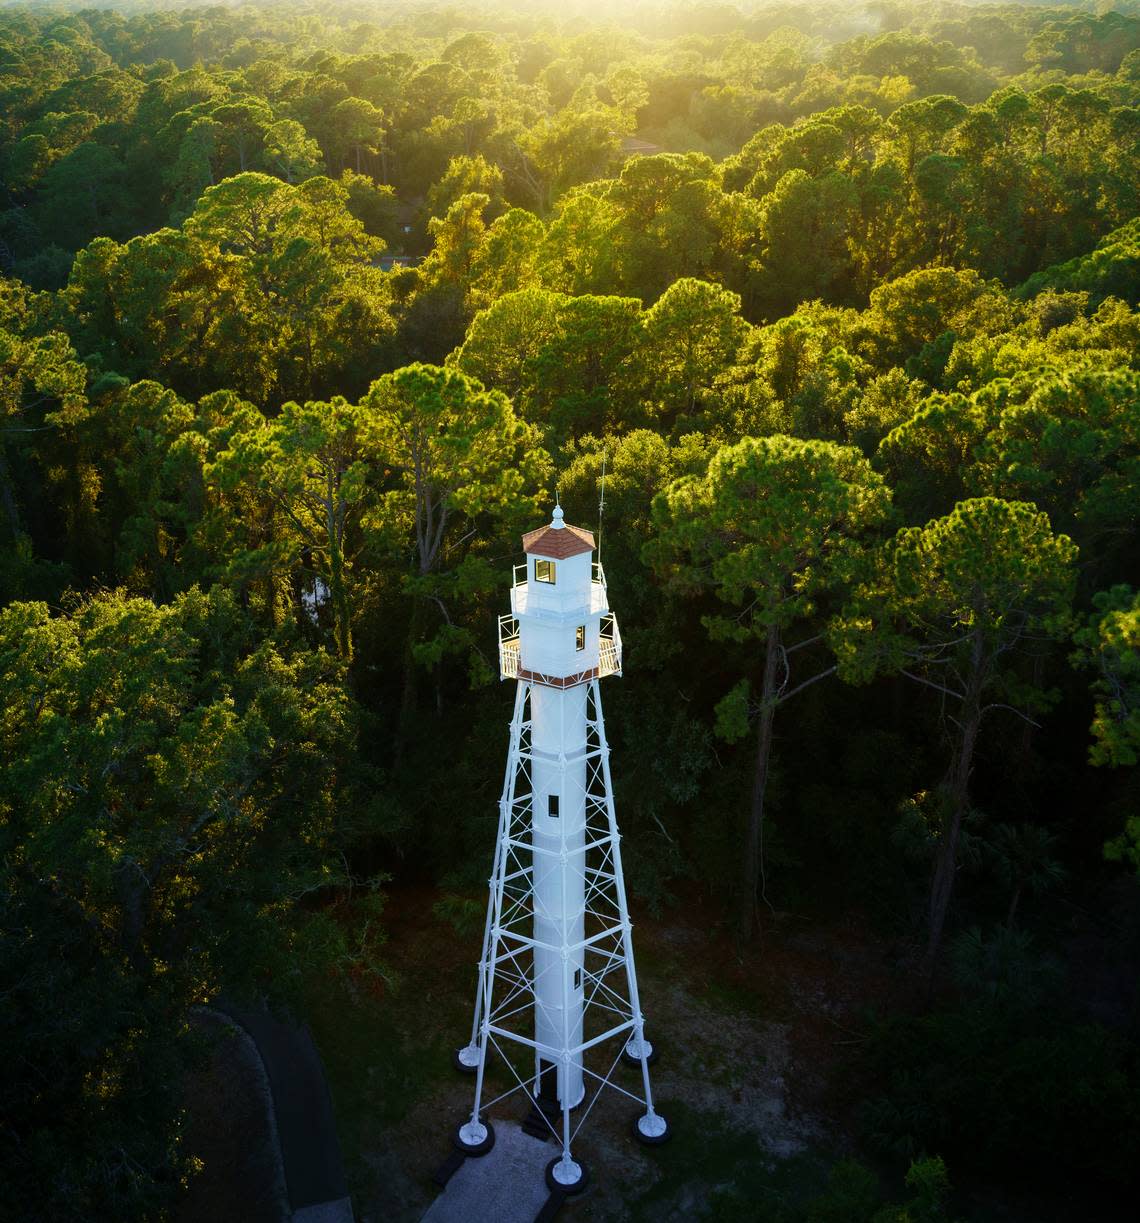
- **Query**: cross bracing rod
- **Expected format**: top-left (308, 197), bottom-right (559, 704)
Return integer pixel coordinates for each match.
top-left (488, 919), bottom-right (629, 960)
top-left (477, 1031), bottom-right (637, 1142)
top-left (501, 831), bottom-right (623, 860)
top-left (484, 1032), bottom-right (550, 1107)
top-left (581, 966), bottom-right (635, 1016)
top-left (582, 865), bottom-right (617, 882)
top-left (487, 971), bottom-right (532, 1003)
top-left (570, 1058), bottom-right (648, 1143)
top-left (583, 881), bottom-right (619, 907)
top-left (490, 986), bottom-right (536, 1025)
top-left (582, 945), bottom-right (628, 975)
top-left (486, 1015), bottom-right (636, 1058)
top-left (515, 744), bottom-right (607, 766)
top-left (575, 989), bottom-right (632, 1022)
top-left (494, 994), bottom-right (550, 1029)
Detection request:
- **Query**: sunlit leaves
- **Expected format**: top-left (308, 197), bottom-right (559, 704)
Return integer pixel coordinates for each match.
top-left (1075, 585), bottom-right (1140, 770)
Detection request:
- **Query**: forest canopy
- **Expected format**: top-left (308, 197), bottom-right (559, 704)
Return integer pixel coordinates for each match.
top-left (1, 1), bottom-right (1139, 1220)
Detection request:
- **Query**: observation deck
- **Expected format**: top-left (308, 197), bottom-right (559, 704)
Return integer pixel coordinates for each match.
top-left (499, 559), bottom-right (622, 685)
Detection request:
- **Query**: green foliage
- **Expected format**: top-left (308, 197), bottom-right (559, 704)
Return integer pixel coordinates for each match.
top-left (1075, 585), bottom-right (1140, 772)
top-left (642, 277), bottom-right (749, 423)
top-left (66, 173), bottom-right (394, 406)
top-left (862, 929), bottom-right (1140, 1192)
top-left (652, 434), bottom-right (891, 639)
top-left (651, 434), bottom-right (891, 931)
top-left (0, 586), bottom-right (384, 1219)
top-left (1019, 217), bottom-right (1140, 307)
top-left (367, 362), bottom-right (551, 578)
top-left (836, 497), bottom-right (1078, 692)
top-left (207, 394), bottom-right (381, 659)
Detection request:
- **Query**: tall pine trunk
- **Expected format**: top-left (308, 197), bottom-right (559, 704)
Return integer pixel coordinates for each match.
top-left (394, 593), bottom-right (424, 768)
top-left (923, 625), bottom-right (985, 979)
top-left (325, 484), bottom-right (352, 661)
top-left (0, 448), bottom-right (24, 542)
top-left (742, 621), bottom-right (781, 941)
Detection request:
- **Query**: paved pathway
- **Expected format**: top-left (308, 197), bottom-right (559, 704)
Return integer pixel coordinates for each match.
top-left (421, 1122), bottom-right (553, 1223)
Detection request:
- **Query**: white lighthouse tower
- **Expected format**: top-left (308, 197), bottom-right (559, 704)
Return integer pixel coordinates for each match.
top-left (453, 506), bottom-right (668, 1192)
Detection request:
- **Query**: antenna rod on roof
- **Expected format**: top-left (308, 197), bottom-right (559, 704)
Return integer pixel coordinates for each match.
top-left (597, 448), bottom-right (606, 564)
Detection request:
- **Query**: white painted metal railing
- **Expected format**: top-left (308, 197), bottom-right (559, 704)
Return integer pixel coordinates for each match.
top-left (598, 614), bottom-right (622, 677)
top-left (499, 612), bottom-right (622, 682)
top-left (499, 614), bottom-right (520, 680)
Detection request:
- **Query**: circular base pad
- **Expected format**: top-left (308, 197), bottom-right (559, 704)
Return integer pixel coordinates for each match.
top-left (545, 1155), bottom-right (590, 1195)
top-left (454, 1119), bottom-right (496, 1157)
top-left (453, 1046), bottom-right (480, 1074)
top-left (621, 1037), bottom-right (659, 1069)
top-left (631, 1110), bottom-right (671, 1146)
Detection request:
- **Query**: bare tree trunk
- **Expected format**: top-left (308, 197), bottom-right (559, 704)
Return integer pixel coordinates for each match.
top-left (0, 447), bottom-right (24, 542)
top-left (394, 594), bottom-right (423, 768)
top-left (327, 534), bottom-right (352, 661)
top-left (742, 621), bottom-right (781, 941)
top-left (324, 483), bottom-right (352, 661)
top-left (923, 626), bottom-right (985, 980)
top-left (1021, 654), bottom-right (1044, 757)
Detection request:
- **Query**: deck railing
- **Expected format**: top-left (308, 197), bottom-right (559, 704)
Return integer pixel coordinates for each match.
top-left (499, 610), bottom-right (622, 682)
top-left (598, 614), bottom-right (622, 677)
top-left (499, 614), bottom-right (521, 680)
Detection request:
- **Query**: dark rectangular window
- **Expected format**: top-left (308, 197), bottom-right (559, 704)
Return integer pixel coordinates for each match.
top-left (573, 968), bottom-right (582, 991)
top-left (575, 625), bottom-right (585, 651)
top-left (548, 794), bottom-right (559, 817)
top-left (535, 559), bottom-right (555, 584)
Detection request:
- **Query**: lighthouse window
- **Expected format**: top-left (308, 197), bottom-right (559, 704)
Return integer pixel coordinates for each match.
top-left (548, 794), bottom-right (560, 817)
top-left (575, 625), bottom-right (585, 651)
top-left (535, 559), bottom-right (556, 584)
top-left (574, 968), bottom-right (582, 991)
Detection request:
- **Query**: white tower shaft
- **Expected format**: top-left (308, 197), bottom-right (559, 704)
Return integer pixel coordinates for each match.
top-left (530, 683), bottom-right (587, 1108)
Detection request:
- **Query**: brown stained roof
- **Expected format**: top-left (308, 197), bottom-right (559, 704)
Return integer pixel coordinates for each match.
top-left (522, 523), bottom-right (595, 558)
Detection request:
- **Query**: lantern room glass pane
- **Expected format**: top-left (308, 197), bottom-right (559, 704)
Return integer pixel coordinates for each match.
top-left (535, 559), bottom-right (556, 583)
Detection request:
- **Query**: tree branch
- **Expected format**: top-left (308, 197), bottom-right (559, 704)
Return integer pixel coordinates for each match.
top-left (981, 703), bottom-right (1041, 728)
top-left (901, 669), bottom-right (965, 701)
top-left (777, 664), bottom-right (837, 706)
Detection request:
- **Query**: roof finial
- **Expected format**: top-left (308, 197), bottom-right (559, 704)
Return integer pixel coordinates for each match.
top-left (552, 487), bottom-right (565, 528)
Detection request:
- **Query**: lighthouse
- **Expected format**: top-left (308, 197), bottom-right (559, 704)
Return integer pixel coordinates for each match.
top-left (453, 506), bottom-right (668, 1193)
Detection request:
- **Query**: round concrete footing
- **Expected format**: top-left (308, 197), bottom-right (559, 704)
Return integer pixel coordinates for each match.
top-left (545, 1154), bottom-right (589, 1194)
top-left (453, 1045), bottom-right (480, 1074)
top-left (621, 1035), bottom-right (659, 1068)
top-left (454, 1119), bottom-right (496, 1157)
top-left (632, 1110), bottom-right (671, 1146)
